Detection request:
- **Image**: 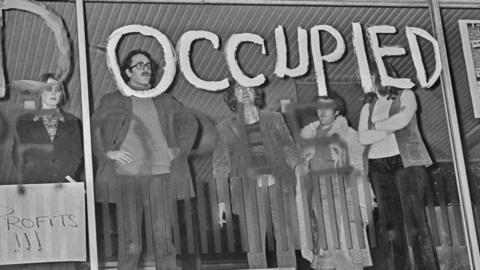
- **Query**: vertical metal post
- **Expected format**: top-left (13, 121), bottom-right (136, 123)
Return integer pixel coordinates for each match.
top-left (427, 0), bottom-right (480, 268)
top-left (74, 0), bottom-right (98, 269)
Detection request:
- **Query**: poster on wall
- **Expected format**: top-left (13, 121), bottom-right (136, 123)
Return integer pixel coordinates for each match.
top-left (0, 183), bottom-right (86, 265)
top-left (459, 20), bottom-right (480, 118)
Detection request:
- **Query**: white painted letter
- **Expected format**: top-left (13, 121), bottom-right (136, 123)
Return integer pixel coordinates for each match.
top-left (406, 27), bottom-right (441, 88)
top-left (352, 23), bottom-right (373, 93)
top-left (1, 0), bottom-right (72, 97)
top-left (225, 33), bottom-right (267, 87)
top-left (310, 25), bottom-right (345, 96)
top-left (274, 26), bottom-right (309, 78)
top-left (367, 25), bottom-right (414, 89)
top-left (106, 25), bottom-right (176, 98)
top-left (177, 30), bottom-right (229, 91)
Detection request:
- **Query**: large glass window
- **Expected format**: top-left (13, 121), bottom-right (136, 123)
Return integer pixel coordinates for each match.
top-left (84, 3), bottom-right (475, 269)
top-left (0, 1), bottom-right (478, 269)
top-left (0, 1), bottom-right (89, 268)
top-left (444, 6), bottom-right (480, 267)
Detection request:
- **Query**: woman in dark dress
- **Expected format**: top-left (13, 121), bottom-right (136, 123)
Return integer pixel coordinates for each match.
top-left (9, 73), bottom-right (83, 270)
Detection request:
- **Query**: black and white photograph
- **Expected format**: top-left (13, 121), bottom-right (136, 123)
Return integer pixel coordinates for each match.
top-left (0, 0), bottom-right (480, 270)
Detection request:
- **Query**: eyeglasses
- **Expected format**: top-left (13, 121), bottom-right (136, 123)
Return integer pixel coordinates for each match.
top-left (44, 85), bottom-right (62, 93)
top-left (130, 62), bottom-right (152, 71)
top-left (235, 87), bottom-right (253, 92)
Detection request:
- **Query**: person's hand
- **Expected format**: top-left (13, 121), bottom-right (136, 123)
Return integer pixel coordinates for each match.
top-left (329, 116), bottom-right (348, 137)
top-left (300, 121), bottom-right (319, 139)
top-left (295, 162), bottom-right (309, 180)
top-left (218, 202), bottom-right (227, 227)
top-left (302, 146), bottom-right (315, 162)
top-left (329, 144), bottom-right (343, 165)
top-left (106, 150), bottom-right (133, 164)
top-left (374, 120), bottom-right (395, 135)
top-left (168, 147), bottom-right (181, 161)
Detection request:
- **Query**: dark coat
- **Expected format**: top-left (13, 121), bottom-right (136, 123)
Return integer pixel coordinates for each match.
top-left (12, 111), bottom-right (83, 183)
top-left (213, 110), bottom-right (301, 253)
top-left (91, 91), bottom-right (198, 202)
top-left (213, 110), bottom-right (300, 206)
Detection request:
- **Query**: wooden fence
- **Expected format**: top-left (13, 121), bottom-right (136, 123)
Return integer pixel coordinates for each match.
top-left (94, 159), bottom-right (467, 267)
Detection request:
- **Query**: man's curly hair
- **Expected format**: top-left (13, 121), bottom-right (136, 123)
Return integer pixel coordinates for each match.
top-left (223, 80), bottom-right (266, 112)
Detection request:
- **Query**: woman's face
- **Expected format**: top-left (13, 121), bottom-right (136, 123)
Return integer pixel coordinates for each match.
top-left (41, 81), bottom-right (62, 109)
top-left (234, 85), bottom-right (255, 105)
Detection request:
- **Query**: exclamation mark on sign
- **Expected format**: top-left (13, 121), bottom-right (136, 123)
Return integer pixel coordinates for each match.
top-left (24, 233), bottom-right (31, 251)
top-left (35, 231), bottom-right (42, 251)
top-left (14, 233), bottom-right (21, 252)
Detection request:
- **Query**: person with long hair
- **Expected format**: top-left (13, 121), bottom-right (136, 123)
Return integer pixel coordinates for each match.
top-left (213, 80), bottom-right (301, 269)
top-left (358, 63), bottom-right (439, 269)
top-left (10, 73), bottom-right (83, 270)
top-left (12, 73), bottom-right (82, 184)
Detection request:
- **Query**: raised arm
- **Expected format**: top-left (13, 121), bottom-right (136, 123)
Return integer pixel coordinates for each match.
top-left (358, 104), bottom-right (391, 146)
top-left (374, 90), bottom-right (417, 132)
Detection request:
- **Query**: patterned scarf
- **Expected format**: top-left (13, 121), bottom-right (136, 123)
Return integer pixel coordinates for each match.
top-left (33, 109), bottom-right (65, 142)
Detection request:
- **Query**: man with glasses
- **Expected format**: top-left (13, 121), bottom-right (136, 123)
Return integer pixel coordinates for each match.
top-left (92, 49), bottom-right (199, 270)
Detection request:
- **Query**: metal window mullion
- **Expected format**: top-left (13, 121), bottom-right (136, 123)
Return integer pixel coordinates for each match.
top-left (427, 0), bottom-right (480, 269)
top-left (74, 0), bottom-right (99, 269)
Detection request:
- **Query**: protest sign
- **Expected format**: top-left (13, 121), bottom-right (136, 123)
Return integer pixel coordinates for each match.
top-left (0, 183), bottom-right (86, 265)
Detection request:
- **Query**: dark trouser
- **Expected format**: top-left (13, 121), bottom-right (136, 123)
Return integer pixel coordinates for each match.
top-left (369, 155), bottom-right (438, 270)
top-left (246, 175), bottom-right (296, 268)
top-left (116, 174), bottom-right (178, 270)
